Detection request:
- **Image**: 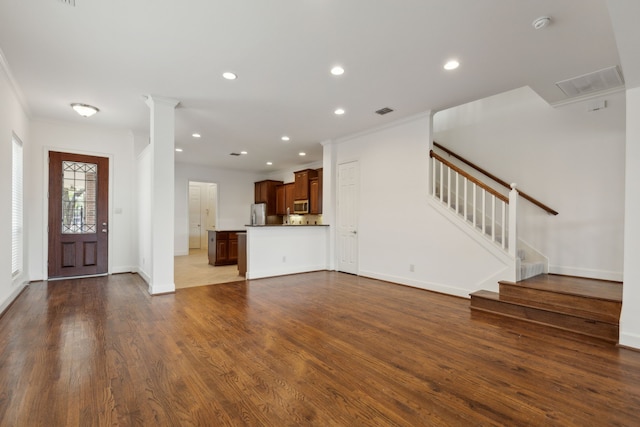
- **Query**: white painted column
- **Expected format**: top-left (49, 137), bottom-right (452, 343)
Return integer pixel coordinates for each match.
top-left (620, 86), bottom-right (640, 348)
top-left (146, 95), bottom-right (179, 294)
top-left (321, 139), bottom-right (336, 270)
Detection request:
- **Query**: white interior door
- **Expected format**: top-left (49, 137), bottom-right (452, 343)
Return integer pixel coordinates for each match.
top-left (188, 184), bottom-right (202, 249)
top-left (337, 161), bottom-right (359, 274)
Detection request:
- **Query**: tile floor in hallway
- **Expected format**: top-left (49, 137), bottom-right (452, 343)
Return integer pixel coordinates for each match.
top-left (174, 248), bottom-right (245, 289)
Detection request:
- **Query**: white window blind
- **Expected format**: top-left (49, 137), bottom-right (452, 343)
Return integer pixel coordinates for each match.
top-left (12, 136), bottom-right (23, 277)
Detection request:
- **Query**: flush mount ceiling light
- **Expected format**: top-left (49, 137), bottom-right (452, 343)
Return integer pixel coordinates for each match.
top-left (281, 136), bottom-right (290, 141)
top-left (71, 103), bottom-right (99, 117)
top-left (334, 108), bottom-right (345, 115)
top-left (331, 66), bottom-right (345, 76)
top-left (240, 151), bottom-right (248, 155)
top-left (222, 72), bottom-right (237, 80)
top-left (266, 161), bottom-right (273, 165)
top-left (299, 152), bottom-right (306, 156)
top-left (444, 60), bottom-right (459, 71)
top-left (532, 16), bottom-right (551, 30)
top-left (192, 133), bottom-right (201, 138)
top-left (175, 148), bottom-right (183, 152)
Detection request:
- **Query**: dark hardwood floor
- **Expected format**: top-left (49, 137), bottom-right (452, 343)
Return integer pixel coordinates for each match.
top-left (1, 271), bottom-right (640, 426)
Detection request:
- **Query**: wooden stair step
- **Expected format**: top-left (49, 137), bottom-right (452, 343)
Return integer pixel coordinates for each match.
top-left (499, 276), bottom-right (621, 322)
top-left (470, 290), bottom-right (619, 343)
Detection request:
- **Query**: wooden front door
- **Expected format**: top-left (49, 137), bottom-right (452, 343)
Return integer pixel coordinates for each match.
top-left (48, 151), bottom-right (109, 278)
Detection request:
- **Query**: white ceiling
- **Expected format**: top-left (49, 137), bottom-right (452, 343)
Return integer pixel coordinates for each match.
top-left (0, 0), bottom-right (622, 173)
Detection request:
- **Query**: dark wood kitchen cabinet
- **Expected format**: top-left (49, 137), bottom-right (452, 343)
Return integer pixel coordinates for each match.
top-left (309, 175), bottom-right (322, 214)
top-left (293, 169), bottom-right (318, 201)
top-left (254, 180), bottom-right (283, 216)
top-left (208, 230), bottom-right (242, 266)
top-left (276, 183), bottom-right (295, 215)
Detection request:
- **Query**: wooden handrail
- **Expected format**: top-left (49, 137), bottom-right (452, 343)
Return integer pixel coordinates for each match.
top-left (432, 142), bottom-right (558, 215)
top-left (430, 151), bottom-right (509, 203)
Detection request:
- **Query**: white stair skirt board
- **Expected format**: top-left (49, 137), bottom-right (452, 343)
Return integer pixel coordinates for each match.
top-left (520, 261), bottom-right (545, 280)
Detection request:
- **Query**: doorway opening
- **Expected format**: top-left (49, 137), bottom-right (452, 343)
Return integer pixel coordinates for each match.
top-left (175, 181), bottom-right (243, 289)
top-left (188, 181), bottom-right (217, 250)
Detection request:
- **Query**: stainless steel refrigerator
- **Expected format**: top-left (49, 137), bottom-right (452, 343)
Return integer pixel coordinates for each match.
top-left (250, 203), bottom-right (266, 225)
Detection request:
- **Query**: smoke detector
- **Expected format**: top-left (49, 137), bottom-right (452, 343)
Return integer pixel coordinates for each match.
top-left (532, 16), bottom-right (551, 30)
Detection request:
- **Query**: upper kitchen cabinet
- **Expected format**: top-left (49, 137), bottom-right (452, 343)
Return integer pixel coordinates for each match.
top-left (254, 180), bottom-right (283, 216)
top-left (293, 169), bottom-right (318, 201)
top-left (310, 168), bottom-right (323, 214)
top-left (276, 183), bottom-right (295, 215)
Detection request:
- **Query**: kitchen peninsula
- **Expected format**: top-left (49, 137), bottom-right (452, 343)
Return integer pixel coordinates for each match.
top-left (244, 224), bottom-right (329, 279)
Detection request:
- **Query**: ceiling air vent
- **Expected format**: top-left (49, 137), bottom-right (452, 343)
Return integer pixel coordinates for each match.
top-left (229, 152), bottom-right (241, 156)
top-left (58, 0), bottom-right (76, 6)
top-left (555, 66), bottom-right (624, 98)
top-left (375, 107), bottom-right (394, 115)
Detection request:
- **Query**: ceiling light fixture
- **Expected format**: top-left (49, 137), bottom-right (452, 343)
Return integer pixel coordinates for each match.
top-left (192, 133), bottom-right (201, 138)
top-left (240, 151), bottom-right (248, 155)
top-left (281, 136), bottom-right (290, 141)
top-left (444, 60), bottom-right (459, 71)
top-left (334, 108), bottom-right (345, 115)
top-left (266, 161), bottom-right (273, 165)
top-left (222, 72), bottom-right (237, 80)
top-left (299, 152), bottom-right (306, 156)
top-left (71, 103), bottom-right (99, 117)
top-left (175, 148), bottom-right (183, 152)
top-left (532, 16), bottom-right (551, 30)
top-left (331, 66), bottom-right (345, 76)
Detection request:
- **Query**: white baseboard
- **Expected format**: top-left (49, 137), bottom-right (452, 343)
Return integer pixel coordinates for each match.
top-left (134, 267), bottom-right (151, 286)
top-left (0, 281), bottom-right (28, 316)
top-left (358, 270), bottom-right (472, 298)
top-left (112, 265), bottom-right (136, 274)
top-left (149, 281), bottom-right (175, 295)
top-left (246, 264), bottom-right (327, 280)
top-left (619, 331), bottom-right (640, 350)
top-left (548, 265), bottom-right (623, 282)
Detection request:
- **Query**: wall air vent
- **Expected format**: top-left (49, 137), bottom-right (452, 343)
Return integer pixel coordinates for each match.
top-left (229, 152), bottom-right (241, 156)
top-left (555, 66), bottom-right (624, 98)
top-left (375, 107), bottom-right (394, 115)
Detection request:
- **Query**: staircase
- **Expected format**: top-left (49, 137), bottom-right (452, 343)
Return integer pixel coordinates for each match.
top-left (470, 274), bottom-right (622, 343)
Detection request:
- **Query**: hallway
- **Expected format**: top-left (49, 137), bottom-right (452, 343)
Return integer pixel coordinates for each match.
top-left (174, 248), bottom-right (245, 289)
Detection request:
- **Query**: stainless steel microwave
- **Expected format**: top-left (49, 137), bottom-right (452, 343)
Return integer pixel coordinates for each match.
top-left (293, 200), bottom-right (309, 214)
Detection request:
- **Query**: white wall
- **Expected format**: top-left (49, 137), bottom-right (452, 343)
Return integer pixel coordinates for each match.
top-left (28, 120), bottom-right (137, 280)
top-left (174, 163), bottom-right (262, 255)
top-left (0, 59), bottom-right (30, 313)
top-left (332, 114), bottom-right (509, 297)
top-left (434, 87), bottom-right (626, 281)
top-left (620, 86), bottom-right (640, 348)
top-left (137, 145), bottom-right (152, 283)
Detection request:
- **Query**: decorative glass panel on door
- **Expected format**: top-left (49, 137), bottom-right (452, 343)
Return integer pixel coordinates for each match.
top-left (61, 161), bottom-right (97, 234)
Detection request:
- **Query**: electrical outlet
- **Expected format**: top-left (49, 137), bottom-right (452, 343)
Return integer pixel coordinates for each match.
top-left (409, 264), bottom-right (415, 272)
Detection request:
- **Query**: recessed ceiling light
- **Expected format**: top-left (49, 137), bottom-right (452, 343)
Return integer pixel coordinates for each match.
top-left (334, 108), bottom-right (345, 115)
top-left (281, 136), bottom-right (290, 141)
top-left (71, 103), bottom-right (99, 117)
top-left (192, 133), bottom-right (201, 138)
top-left (175, 148), bottom-right (183, 152)
top-left (266, 161), bottom-right (273, 166)
top-left (444, 60), bottom-right (459, 71)
top-left (222, 72), bottom-right (237, 80)
top-left (299, 152), bottom-right (306, 156)
top-left (331, 66), bottom-right (345, 76)
top-left (240, 151), bottom-right (248, 155)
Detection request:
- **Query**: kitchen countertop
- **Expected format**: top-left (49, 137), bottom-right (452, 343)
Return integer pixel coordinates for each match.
top-left (245, 224), bottom-right (329, 227)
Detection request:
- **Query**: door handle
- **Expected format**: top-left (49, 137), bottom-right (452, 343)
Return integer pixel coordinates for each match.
top-left (351, 230), bottom-right (357, 235)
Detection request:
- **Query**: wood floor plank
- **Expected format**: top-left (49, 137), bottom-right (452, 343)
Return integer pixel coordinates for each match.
top-left (1, 271), bottom-right (640, 426)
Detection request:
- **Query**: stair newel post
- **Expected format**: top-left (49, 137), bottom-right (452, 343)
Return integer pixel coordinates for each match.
top-left (508, 183), bottom-right (518, 258)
